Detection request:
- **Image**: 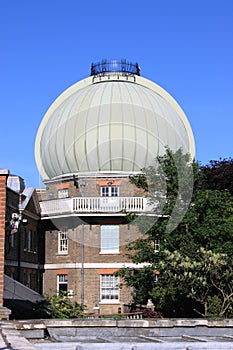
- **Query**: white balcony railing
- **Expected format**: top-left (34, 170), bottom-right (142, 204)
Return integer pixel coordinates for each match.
top-left (40, 196), bottom-right (152, 217)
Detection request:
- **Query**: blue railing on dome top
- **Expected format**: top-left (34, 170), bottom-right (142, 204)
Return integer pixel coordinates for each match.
top-left (90, 59), bottom-right (140, 76)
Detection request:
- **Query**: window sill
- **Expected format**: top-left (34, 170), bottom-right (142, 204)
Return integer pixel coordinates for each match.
top-left (23, 249), bottom-right (36, 254)
top-left (99, 251), bottom-right (120, 255)
top-left (99, 300), bottom-right (120, 305)
top-left (56, 252), bottom-right (68, 256)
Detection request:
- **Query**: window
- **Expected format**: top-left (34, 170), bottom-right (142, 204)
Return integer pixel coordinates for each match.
top-left (27, 230), bottom-right (32, 252)
top-left (58, 189), bottom-right (68, 198)
top-left (26, 273), bottom-right (31, 288)
top-left (33, 231), bottom-right (37, 253)
top-left (154, 274), bottom-right (159, 283)
top-left (111, 186), bottom-right (119, 197)
top-left (24, 228), bottom-right (34, 252)
top-left (100, 225), bottom-right (119, 254)
top-left (101, 186), bottom-right (119, 197)
top-left (58, 230), bottom-right (68, 254)
top-left (154, 239), bottom-right (160, 252)
top-left (57, 274), bottom-right (68, 293)
top-left (49, 192), bottom-right (54, 199)
top-left (10, 231), bottom-right (15, 248)
top-left (100, 274), bottom-right (119, 301)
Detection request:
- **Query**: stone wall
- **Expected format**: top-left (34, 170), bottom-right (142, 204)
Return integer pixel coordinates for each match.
top-left (0, 169), bottom-right (11, 319)
top-left (42, 175), bottom-right (146, 200)
top-left (0, 170), bottom-right (9, 305)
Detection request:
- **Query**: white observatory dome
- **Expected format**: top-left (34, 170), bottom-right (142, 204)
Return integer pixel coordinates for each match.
top-left (35, 60), bottom-right (195, 180)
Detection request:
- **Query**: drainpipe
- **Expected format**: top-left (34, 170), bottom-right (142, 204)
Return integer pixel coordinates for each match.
top-left (81, 223), bottom-right (84, 307)
top-left (80, 180), bottom-right (85, 308)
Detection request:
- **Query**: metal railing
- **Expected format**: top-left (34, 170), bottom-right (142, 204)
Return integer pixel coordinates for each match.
top-left (84, 311), bottom-right (143, 319)
top-left (90, 59), bottom-right (140, 76)
top-left (40, 196), bottom-right (151, 216)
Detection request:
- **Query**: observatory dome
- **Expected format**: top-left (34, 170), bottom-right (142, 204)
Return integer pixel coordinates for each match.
top-left (35, 60), bottom-right (195, 180)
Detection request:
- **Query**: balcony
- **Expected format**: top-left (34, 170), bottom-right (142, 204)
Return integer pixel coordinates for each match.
top-left (40, 196), bottom-right (152, 218)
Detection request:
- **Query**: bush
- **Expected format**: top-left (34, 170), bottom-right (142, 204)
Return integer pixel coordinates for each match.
top-left (141, 308), bottom-right (163, 319)
top-left (44, 291), bottom-right (85, 319)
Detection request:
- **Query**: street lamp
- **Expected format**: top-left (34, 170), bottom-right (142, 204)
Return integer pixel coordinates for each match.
top-left (10, 212), bottom-right (28, 281)
top-left (10, 213), bottom-right (27, 233)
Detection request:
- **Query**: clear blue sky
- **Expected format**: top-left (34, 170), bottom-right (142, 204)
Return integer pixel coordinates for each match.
top-left (1, 0), bottom-right (233, 187)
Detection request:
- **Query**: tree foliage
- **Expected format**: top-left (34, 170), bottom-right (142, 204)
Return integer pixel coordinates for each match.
top-left (199, 158), bottom-right (233, 195)
top-left (119, 149), bottom-right (233, 317)
top-left (151, 248), bottom-right (233, 317)
top-left (44, 291), bottom-right (84, 319)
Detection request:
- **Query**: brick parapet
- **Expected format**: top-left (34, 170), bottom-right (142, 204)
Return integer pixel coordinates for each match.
top-left (0, 170), bottom-right (9, 308)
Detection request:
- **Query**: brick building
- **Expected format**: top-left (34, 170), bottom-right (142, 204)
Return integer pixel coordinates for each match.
top-left (4, 174), bottom-right (43, 293)
top-left (0, 170), bottom-right (44, 319)
top-left (37, 175), bottom-right (149, 314)
top-left (0, 169), bottom-right (11, 319)
top-left (0, 169), bottom-right (44, 319)
top-left (35, 60), bottom-right (195, 314)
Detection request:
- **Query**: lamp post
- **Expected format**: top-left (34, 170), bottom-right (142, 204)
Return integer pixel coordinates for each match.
top-left (10, 211), bottom-right (28, 282)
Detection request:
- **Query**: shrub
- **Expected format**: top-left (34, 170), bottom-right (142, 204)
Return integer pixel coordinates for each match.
top-left (44, 291), bottom-right (84, 319)
top-left (142, 308), bottom-right (163, 319)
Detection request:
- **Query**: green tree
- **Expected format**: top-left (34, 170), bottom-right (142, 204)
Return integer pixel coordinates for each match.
top-left (151, 248), bottom-right (233, 317)
top-left (200, 158), bottom-right (233, 195)
top-left (119, 149), bottom-right (233, 317)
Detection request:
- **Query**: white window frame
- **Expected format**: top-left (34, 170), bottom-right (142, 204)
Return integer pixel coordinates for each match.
top-left (100, 225), bottom-right (119, 254)
top-left (33, 231), bottom-right (37, 253)
top-left (100, 274), bottom-right (119, 303)
top-left (154, 239), bottom-right (160, 252)
top-left (27, 273), bottom-right (31, 288)
top-left (154, 274), bottom-right (159, 283)
top-left (58, 230), bottom-right (68, 254)
top-left (100, 186), bottom-right (119, 197)
top-left (58, 188), bottom-right (69, 198)
top-left (57, 274), bottom-right (68, 294)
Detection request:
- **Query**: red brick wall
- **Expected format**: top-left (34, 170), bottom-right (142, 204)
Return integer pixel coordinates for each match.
top-left (0, 171), bottom-right (9, 305)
